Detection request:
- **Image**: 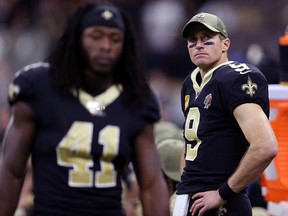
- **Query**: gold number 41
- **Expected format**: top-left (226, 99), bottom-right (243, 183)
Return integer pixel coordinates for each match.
top-left (56, 121), bottom-right (120, 188)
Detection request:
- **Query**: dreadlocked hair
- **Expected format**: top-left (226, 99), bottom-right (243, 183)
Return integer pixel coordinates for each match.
top-left (113, 7), bottom-right (150, 105)
top-left (46, 1), bottom-right (151, 105)
top-left (46, 3), bottom-right (89, 96)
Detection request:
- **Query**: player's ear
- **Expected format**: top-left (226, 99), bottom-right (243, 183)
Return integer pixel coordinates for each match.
top-left (222, 37), bottom-right (230, 53)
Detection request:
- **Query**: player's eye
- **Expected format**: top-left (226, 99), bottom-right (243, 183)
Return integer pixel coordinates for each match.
top-left (110, 34), bottom-right (123, 44)
top-left (89, 32), bottom-right (102, 40)
top-left (187, 41), bottom-right (196, 48)
top-left (202, 35), bottom-right (212, 42)
top-left (187, 36), bottom-right (197, 43)
top-left (187, 36), bottom-right (197, 48)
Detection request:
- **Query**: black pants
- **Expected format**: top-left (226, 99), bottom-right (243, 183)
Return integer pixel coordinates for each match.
top-left (187, 191), bottom-right (252, 216)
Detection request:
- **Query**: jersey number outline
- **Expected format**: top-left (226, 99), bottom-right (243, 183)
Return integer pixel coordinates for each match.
top-left (185, 107), bottom-right (201, 161)
top-left (56, 121), bottom-right (120, 188)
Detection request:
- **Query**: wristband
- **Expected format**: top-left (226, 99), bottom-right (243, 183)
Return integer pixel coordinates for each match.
top-left (14, 208), bottom-right (27, 216)
top-left (218, 182), bottom-right (237, 200)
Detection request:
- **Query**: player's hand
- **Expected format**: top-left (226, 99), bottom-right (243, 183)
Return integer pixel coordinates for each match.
top-left (190, 190), bottom-right (226, 216)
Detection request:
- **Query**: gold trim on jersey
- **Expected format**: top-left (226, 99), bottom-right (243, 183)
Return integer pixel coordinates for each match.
top-left (184, 95), bottom-right (190, 111)
top-left (190, 61), bottom-right (233, 99)
top-left (78, 84), bottom-right (123, 116)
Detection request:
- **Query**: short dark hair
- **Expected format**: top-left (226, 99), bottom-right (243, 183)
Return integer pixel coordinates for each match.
top-left (47, 1), bottom-right (150, 104)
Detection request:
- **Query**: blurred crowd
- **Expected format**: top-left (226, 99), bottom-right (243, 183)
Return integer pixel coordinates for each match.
top-left (0, 0), bottom-right (287, 130)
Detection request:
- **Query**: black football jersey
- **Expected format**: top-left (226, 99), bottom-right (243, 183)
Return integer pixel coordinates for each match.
top-left (8, 62), bottom-right (160, 215)
top-left (176, 61), bottom-right (269, 195)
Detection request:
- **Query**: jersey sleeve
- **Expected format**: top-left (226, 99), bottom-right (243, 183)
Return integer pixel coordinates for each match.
top-left (8, 62), bottom-right (50, 108)
top-left (140, 89), bottom-right (161, 124)
top-left (220, 63), bottom-right (269, 116)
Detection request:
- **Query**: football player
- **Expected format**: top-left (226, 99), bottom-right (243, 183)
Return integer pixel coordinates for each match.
top-left (0, 1), bottom-right (169, 216)
top-left (173, 12), bottom-right (278, 216)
